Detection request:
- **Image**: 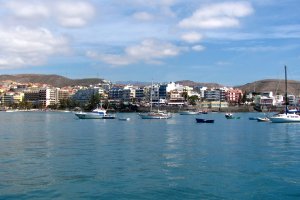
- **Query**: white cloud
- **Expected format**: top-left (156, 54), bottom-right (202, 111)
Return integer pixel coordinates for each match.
top-left (6, 1), bottom-right (49, 19)
top-left (5, 0), bottom-right (95, 28)
top-left (133, 12), bottom-right (154, 21)
top-left (55, 1), bottom-right (95, 28)
top-left (87, 39), bottom-right (181, 66)
top-left (226, 45), bottom-right (298, 52)
top-left (181, 32), bottom-right (203, 43)
top-left (0, 26), bottom-right (69, 69)
top-left (178, 2), bottom-right (253, 29)
top-left (192, 45), bottom-right (205, 51)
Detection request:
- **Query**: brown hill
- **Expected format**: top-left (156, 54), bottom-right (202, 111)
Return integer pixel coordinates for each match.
top-left (236, 79), bottom-right (300, 95)
top-left (176, 80), bottom-right (223, 88)
top-left (0, 74), bottom-right (105, 87)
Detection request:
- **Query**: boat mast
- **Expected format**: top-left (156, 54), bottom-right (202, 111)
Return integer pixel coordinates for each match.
top-left (285, 65), bottom-right (288, 115)
top-left (150, 81), bottom-right (153, 112)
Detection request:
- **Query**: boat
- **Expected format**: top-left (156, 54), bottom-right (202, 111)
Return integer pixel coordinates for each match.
top-left (75, 106), bottom-right (110, 119)
top-left (139, 82), bottom-right (172, 119)
top-left (225, 113), bottom-right (240, 119)
top-left (269, 66), bottom-right (300, 123)
top-left (257, 117), bottom-right (270, 122)
top-left (118, 118), bottom-right (130, 121)
top-left (196, 118), bottom-right (214, 123)
top-left (179, 110), bottom-right (200, 115)
top-left (139, 110), bottom-right (172, 119)
top-left (225, 113), bottom-right (234, 119)
top-left (102, 114), bottom-right (116, 119)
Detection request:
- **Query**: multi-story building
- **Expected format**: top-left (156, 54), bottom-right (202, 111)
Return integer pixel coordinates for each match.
top-left (24, 88), bottom-right (59, 107)
top-left (108, 87), bottom-right (132, 101)
top-left (204, 89), bottom-right (226, 101)
top-left (226, 89), bottom-right (243, 104)
top-left (73, 87), bottom-right (104, 104)
top-left (194, 86), bottom-right (207, 98)
top-left (167, 90), bottom-right (185, 105)
top-left (135, 88), bottom-right (145, 101)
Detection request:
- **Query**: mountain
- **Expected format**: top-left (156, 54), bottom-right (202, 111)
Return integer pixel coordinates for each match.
top-left (236, 79), bottom-right (300, 95)
top-left (175, 80), bottom-right (223, 88)
top-left (0, 74), bottom-right (105, 87)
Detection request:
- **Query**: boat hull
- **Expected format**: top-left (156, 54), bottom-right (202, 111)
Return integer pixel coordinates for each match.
top-left (269, 117), bottom-right (300, 123)
top-left (257, 117), bottom-right (270, 122)
top-left (179, 111), bottom-right (199, 115)
top-left (75, 113), bottom-right (104, 119)
top-left (139, 113), bottom-right (171, 119)
top-left (196, 118), bottom-right (214, 123)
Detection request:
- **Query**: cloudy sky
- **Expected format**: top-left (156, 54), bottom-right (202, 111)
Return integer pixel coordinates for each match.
top-left (0, 0), bottom-right (299, 85)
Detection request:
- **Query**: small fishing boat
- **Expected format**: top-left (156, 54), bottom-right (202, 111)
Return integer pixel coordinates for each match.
top-left (257, 117), bottom-right (270, 122)
top-left (225, 113), bottom-right (234, 119)
top-left (196, 118), bottom-right (214, 123)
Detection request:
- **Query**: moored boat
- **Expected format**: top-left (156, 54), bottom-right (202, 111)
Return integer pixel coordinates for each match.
top-left (118, 118), bottom-right (130, 121)
top-left (225, 113), bottom-right (234, 119)
top-left (196, 118), bottom-right (214, 123)
top-left (75, 107), bottom-right (108, 119)
top-left (269, 66), bottom-right (300, 123)
top-left (139, 110), bottom-right (172, 119)
top-left (257, 117), bottom-right (270, 122)
top-left (179, 110), bottom-right (200, 115)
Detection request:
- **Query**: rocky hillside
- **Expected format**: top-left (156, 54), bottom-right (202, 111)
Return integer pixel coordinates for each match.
top-left (0, 74), bottom-right (105, 87)
top-left (236, 79), bottom-right (300, 95)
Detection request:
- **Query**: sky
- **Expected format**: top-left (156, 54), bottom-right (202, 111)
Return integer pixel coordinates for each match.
top-left (0, 0), bottom-right (299, 86)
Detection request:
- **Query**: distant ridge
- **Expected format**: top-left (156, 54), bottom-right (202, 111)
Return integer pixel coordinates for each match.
top-left (1, 74), bottom-right (300, 95)
top-left (236, 79), bottom-right (300, 95)
top-left (175, 80), bottom-right (223, 88)
top-left (0, 74), bottom-right (105, 87)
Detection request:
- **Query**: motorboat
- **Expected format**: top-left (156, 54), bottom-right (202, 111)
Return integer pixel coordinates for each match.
top-left (75, 107), bottom-right (108, 119)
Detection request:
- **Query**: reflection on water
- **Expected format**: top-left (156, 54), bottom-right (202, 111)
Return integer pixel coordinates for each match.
top-left (0, 112), bottom-right (300, 199)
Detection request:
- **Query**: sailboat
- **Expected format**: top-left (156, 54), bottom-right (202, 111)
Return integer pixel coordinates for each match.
top-left (269, 66), bottom-right (300, 123)
top-left (139, 83), bottom-right (172, 119)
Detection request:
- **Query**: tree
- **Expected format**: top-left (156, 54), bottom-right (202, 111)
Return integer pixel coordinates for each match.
top-left (182, 92), bottom-right (188, 101)
top-left (85, 93), bottom-right (101, 111)
top-left (188, 95), bottom-right (199, 105)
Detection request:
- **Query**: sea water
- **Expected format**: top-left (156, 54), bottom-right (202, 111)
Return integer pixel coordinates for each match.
top-left (0, 112), bottom-right (299, 199)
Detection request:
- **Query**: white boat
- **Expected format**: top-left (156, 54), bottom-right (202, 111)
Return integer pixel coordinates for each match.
top-left (139, 110), bottom-right (172, 119)
top-left (139, 82), bottom-right (172, 119)
top-left (179, 110), bottom-right (200, 115)
top-left (269, 66), bottom-right (300, 123)
top-left (118, 118), bottom-right (130, 121)
top-left (75, 107), bottom-right (108, 119)
top-left (257, 117), bottom-right (270, 122)
top-left (269, 112), bottom-right (300, 123)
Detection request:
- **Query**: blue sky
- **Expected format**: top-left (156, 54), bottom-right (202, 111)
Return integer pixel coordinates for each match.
top-left (0, 0), bottom-right (299, 86)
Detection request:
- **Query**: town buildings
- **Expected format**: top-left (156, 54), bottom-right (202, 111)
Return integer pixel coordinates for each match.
top-left (0, 79), bottom-right (299, 110)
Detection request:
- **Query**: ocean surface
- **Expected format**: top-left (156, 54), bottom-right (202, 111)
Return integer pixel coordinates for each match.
top-left (0, 111), bottom-right (299, 200)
